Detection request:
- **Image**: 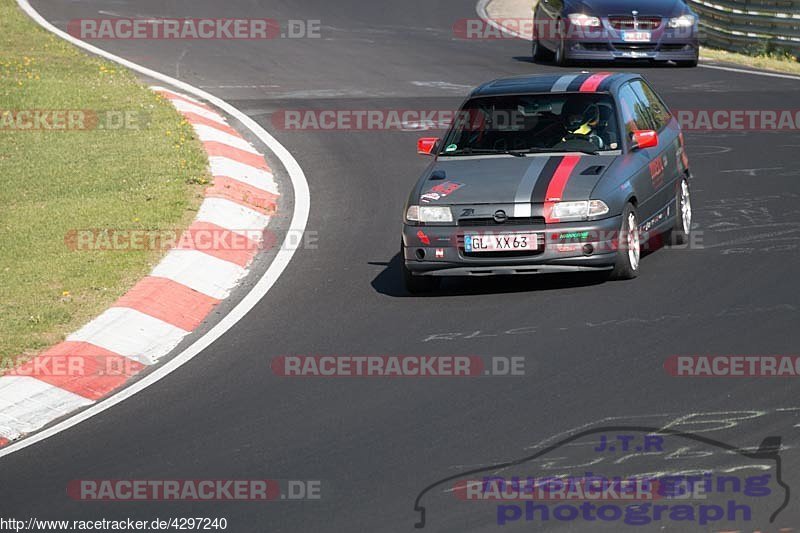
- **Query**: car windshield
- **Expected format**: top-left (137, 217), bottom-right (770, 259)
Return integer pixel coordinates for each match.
top-left (439, 93), bottom-right (621, 156)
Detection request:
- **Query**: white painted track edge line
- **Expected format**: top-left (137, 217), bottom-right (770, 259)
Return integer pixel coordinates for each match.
top-left (697, 63), bottom-right (800, 81)
top-left (476, 0), bottom-right (800, 81)
top-left (2, 0), bottom-right (311, 459)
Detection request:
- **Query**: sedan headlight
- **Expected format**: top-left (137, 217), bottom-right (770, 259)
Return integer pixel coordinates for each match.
top-left (406, 205), bottom-right (453, 223)
top-left (550, 200), bottom-right (610, 221)
top-left (567, 13), bottom-right (601, 27)
top-left (668, 14), bottom-right (696, 28)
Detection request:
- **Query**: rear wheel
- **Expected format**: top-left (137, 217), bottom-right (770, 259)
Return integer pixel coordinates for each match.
top-left (669, 177), bottom-right (692, 245)
top-left (609, 203), bottom-right (640, 280)
top-left (676, 59), bottom-right (698, 67)
top-left (401, 241), bottom-right (440, 294)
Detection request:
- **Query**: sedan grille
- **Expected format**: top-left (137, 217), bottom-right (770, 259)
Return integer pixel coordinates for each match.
top-left (608, 16), bottom-right (662, 30)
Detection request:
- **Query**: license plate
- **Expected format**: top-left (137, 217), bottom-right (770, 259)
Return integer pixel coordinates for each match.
top-left (622, 31), bottom-right (651, 42)
top-left (464, 233), bottom-right (539, 253)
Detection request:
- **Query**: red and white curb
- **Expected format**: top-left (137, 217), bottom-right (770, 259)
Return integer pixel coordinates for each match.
top-left (0, 87), bottom-right (278, 446)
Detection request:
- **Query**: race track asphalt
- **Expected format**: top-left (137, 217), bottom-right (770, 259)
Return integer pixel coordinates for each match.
top-left (2, 0), bottom-right (800, 531)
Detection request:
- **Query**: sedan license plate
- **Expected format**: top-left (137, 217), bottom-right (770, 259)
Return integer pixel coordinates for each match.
top-left (464, 233), bottom-right (538, 253)
top-left (622, 31), bottom-right (651, 42)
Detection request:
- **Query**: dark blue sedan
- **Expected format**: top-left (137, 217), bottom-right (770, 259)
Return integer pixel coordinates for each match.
top-left (532, 0), bottom-right (699, 66)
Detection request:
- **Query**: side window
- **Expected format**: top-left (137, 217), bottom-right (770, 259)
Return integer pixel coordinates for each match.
top-left (630, 79), bottom-right (671, 131)
top-left (617, 83), bottom-right (654, 139)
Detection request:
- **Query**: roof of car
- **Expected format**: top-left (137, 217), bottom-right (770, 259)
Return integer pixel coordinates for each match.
top-left (470, 72), bottom-right (638, 97)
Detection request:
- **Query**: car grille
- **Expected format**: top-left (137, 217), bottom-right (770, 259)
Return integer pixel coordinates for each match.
top-left (458, 216), bottom-right (545, 226)
top-left (579, 43), bottom-right (612, 51)
top-left (608, 16), bottom-right (662, 30)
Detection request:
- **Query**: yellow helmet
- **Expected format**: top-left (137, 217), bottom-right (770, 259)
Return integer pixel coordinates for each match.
top-left (566, 102), bottom-right (600, 135)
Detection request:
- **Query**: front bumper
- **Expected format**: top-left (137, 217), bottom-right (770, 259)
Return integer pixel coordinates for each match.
top-left (402, 215), bottom-right (621, 277)
top-left (563, 20), bottom-right (699, 62)
top-left (565, 41), bottom-right (699, 62)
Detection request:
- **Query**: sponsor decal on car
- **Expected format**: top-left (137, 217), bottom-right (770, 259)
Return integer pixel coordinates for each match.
top-left (649, 155), bottom-right (667, 188)
top-left (641, 205), bottom-right (669, 233)
top-left (420, 181), bottom-right (463, 203)
top-left (416, 230), bottom-right (431, 245)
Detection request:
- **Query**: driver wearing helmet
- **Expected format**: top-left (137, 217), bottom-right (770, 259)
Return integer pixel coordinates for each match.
top-left (562, 100), bottom-right (605, 149)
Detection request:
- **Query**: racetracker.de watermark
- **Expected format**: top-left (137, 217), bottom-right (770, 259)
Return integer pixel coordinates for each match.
top-left (66, 479), bottom-right (321, 501)
top-left (676, 110), bottom-right (800, 131)
top-left (665, 355), bottom-right (800, 377)
top-left (452, 18), bottom-right (696, 40)
top-left (1, 354), bottom-right (142, 378)
top-left (67, 18), bottom-right (321, 40)
top-left (271, 107), bottom-right (800, 133)
top-left (272, 109), bottom-right (501, 132)
top-left (0, 110), bottom-right (149, 131)
top-left (454, 476), bottom-right (668, 502)
top-left (271, 355), bottom-right (525, 377)
top-left (64, 229), bottom-right (318, 252)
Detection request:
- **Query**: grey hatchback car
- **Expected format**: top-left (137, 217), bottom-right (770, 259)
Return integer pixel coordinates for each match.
top-left (401, 72), bottom-right (693, 293)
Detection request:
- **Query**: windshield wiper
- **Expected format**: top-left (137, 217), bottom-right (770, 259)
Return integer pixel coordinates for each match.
top-left (518, 147), bottom-right (602, 155)
top-left (444, 147), bottom-right (526, 157)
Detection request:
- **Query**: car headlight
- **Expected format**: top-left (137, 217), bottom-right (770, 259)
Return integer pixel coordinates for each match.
top-left (550, 200), bottom-right (610, 221)
top-left (406, 205), bottom-right (453, 223)
top-left (588, 200), bottom-right (610, 217)
top-left (567, 13), bottom-right (601, 27)
top-left (668, 14), bottom-right (696, 28)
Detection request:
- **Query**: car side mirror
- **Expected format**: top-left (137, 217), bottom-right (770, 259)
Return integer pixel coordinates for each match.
top-left (417, 137), bottom-right (439, 156)
top-left (631, 130), bottom-right (658, 150)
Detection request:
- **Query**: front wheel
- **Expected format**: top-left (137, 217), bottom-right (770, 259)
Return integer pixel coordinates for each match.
top-left (532, 29), bottom-right (552, 62)
top-left (554, 20), bottom-right (570, 66)
top-left (609, 203), bottom-right (640, 280)
top-left (532, 37), bottom-right (547, 61)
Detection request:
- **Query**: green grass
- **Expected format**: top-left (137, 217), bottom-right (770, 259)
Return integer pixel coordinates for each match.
top-left (0, 0), bottom-right (209, 366)
top-left (701, 47), bottom-right (800, 76)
